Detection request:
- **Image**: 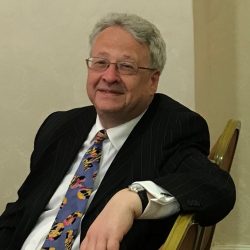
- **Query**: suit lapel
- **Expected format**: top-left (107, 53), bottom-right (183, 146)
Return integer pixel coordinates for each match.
top-left (48, 108), bottom-right (97, 183)
top-left (32, 107), bottom-right (97, 212)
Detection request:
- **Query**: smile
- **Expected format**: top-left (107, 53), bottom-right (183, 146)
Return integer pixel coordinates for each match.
top-left (98, 89), bottom-right (124, 95)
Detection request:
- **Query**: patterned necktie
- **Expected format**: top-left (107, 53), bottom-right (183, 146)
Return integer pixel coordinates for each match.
top-left (42, 129), bottom-right (107, 250)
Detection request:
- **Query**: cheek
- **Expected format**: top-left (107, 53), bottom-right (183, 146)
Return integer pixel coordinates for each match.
top-left (86, 73), bottom-right (95, 87)
top-left (86, 72), bottom-right (99, 91)
top-left (127, 77), bottom-right (148, 94)
top-left (86, 74), bottom-right (97, 101)
top-left (122, 82), bottom-right (145, 104)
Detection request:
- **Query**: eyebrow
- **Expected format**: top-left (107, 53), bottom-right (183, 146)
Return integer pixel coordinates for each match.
top-left (92, 53), bottom-right (137, 62)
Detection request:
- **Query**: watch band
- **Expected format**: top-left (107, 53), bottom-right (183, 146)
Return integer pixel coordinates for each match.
top-left (137, 189), bottom-right (148, 212)
top-left (128, 184), bottom-right (149, 212)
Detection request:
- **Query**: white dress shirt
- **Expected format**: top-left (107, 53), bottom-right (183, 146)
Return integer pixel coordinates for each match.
top-left (22, 113), bottom-right (179, 250)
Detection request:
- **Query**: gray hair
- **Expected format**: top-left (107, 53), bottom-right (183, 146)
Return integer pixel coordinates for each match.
top-left (89, 13), bottom-right (166, 73)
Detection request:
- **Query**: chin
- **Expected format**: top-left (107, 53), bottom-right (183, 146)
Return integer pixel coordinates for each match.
top-left (97, 107), bottom-right (123, 114)
top-left (95, 99), bottom-right (124, 111)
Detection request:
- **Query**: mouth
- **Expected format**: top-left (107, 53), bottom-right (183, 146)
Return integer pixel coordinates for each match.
top-left (97, 89), bottom-right (124, 95)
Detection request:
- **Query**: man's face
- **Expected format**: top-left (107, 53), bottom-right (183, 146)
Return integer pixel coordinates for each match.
top-left (86, 26), bottom-right (159, 127)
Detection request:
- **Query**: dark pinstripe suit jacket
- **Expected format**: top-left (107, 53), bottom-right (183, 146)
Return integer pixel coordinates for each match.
top-left (0, 93), bottom-right (236, 250)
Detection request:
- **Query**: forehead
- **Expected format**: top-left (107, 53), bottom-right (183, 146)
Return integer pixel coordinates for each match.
top-left (91, 26), bottom-right (150, 62)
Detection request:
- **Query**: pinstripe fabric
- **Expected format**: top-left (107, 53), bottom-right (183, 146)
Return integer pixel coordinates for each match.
top-left (0, 94), bottom-right (236, 250)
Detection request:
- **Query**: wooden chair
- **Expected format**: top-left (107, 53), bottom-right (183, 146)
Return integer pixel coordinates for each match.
top-left (160, 119), bottom-right (241, 250)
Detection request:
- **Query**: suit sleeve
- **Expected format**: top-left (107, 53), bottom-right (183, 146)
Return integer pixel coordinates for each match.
top-left (152, 112), bottom-right (236, 226)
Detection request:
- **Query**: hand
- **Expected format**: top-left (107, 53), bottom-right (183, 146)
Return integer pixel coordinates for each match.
top-left (80, 188), bottom-right (143, 250)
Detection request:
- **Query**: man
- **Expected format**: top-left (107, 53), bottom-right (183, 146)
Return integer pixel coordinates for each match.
top-left (0, 13), bottom-right (235, 250)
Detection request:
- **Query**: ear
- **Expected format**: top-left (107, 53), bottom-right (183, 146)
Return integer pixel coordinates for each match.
top-left (149, 71), bottom-right (160, 93)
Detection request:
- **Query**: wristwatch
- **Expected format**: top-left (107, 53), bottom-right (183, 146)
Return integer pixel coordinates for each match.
top-left (128, 183), bottom-right (148, 212)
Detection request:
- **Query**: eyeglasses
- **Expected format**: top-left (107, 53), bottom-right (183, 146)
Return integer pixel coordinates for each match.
top-left (85, 57), bottom-right (156, 75)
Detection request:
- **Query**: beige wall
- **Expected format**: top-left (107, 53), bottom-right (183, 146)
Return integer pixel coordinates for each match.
top-left (2, 0), bottom-right (249, 248)
top-left (0, 1), bottom-right (195, 210)
top-left (194, 0), bottom-right (250, 248)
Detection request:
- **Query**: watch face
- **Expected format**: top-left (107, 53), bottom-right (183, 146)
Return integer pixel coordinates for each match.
top-left (129, 184), bottom-right (144, 192)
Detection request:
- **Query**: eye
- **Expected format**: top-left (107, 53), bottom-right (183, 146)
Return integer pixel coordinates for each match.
top-left (118, 62), bottom-right (137, 73)
top-left (92, 58), bottom-right (108, 69)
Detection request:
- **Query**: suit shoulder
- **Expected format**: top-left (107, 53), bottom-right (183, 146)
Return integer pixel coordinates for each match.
top-left (153, 93), bottom-right (206, 121)
top-left (45, 106), bottom-right (96, 123)
top-left (34, 105), bottom-right (96, 144)
top-left (45, 105), bottom-right (95, 125)
top-left (155, 93), bottom-right (195, 113)
top-left (150, 93), bottom-right (209, 133)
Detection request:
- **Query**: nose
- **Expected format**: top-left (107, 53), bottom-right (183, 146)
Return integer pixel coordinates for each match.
top-left (102, 63), bottom-right (120, 83)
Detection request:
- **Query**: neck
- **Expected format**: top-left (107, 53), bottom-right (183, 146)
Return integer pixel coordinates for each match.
top-left (98, 113), bottom-right (137, 129)
top-left (98, 107), bottom-right (149, 129)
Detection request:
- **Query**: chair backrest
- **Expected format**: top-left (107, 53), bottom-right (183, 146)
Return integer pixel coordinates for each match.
top-left (159, 119), bottom-right (241, 250)
top-left (209, 119), bottom-right (241, 171)
top-left (197, 119), bottom-right (241, 250)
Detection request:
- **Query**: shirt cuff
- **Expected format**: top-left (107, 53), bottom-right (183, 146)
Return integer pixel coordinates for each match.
top-left (133, 180), bottom-right (180, 219)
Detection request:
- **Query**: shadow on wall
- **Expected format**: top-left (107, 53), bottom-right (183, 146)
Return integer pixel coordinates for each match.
top-left (193, 0), bottom-right (240, 245)
top-left (193, 0), bottom-right (238, 144)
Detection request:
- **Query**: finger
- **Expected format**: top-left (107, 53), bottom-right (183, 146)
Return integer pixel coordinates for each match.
top-left (107, 238), bottom-right (120, 250)
top-left (80, 237), bottom-right (89, 250)
top-left (80, 237), bottom-right (96, 250)
top-left (95, 237), bottom-right (107, 250)
top-left (80, 238), bottom-right (87, 250)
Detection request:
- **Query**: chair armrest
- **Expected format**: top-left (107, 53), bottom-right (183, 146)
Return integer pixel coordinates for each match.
top-left (159, 214), bottom-right (198, 250)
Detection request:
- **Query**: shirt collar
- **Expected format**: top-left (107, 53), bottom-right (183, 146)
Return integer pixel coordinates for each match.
top-left (93, 112), bottom-right (145, 151)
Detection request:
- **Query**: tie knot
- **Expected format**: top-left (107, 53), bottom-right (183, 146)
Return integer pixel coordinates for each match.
top-left (95, 129), bottom-right (108, 143)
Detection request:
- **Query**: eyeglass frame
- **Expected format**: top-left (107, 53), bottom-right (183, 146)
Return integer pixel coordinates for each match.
top-left (85, 57), bottom-right (157, 75)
